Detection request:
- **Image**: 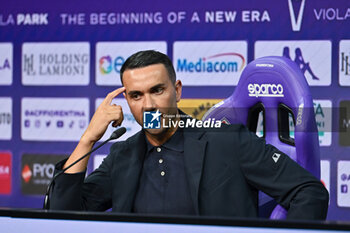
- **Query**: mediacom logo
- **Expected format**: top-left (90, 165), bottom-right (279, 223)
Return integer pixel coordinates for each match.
top-left (173, 41), bottom-right (247, 86)
top-left (176, 53), bottom-right (245, 73)
top-left (21, 154), bottom-right (67, 195)
top-left (0, 152), bottom-right (11, 194)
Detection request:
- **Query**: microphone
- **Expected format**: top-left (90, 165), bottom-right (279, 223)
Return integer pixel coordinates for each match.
top-left (43, 127), bottom-right (127, 210)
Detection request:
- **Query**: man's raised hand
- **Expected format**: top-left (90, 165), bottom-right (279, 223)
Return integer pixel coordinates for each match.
top-left (81, 87), bottom-right (126, 144)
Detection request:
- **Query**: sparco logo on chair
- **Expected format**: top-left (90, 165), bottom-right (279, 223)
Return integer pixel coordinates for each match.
top-left (248, 83), bottom-right (284, 98)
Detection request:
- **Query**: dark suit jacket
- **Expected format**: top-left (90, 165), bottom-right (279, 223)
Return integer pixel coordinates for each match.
top-left (50, 124), bottom-right (329, 220)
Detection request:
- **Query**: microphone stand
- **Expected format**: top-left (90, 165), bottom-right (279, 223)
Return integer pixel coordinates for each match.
top-left (43, 127), bottom-right (126, 210)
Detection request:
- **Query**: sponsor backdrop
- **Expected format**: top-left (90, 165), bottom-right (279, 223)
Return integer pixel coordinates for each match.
top-left (0, 0), bottom-right (349, 221)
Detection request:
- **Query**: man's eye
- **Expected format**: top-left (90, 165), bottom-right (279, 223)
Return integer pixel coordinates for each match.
top-left (131, 94), bottom-right (140, 100)
top-left (154, 88), bottom-right (164, 94)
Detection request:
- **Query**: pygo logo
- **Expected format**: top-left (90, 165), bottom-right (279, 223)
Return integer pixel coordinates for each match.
top-left (248, 83), bottom-right (284, 98)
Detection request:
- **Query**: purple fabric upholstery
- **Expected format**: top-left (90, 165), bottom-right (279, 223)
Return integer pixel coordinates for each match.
top-left (203, 56), bottom-right (320, 219)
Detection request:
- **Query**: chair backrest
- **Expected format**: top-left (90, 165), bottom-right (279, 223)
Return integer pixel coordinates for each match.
top-left (203, 56), bottom-right (320, 219)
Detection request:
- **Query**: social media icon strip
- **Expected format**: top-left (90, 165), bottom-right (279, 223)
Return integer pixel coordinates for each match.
top-left (21, 97), bottom-right (89, 141)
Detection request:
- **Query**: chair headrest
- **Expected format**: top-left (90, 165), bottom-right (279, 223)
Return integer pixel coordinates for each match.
top-left (205, 56), bottom-right (316, 134)
top-left (232, 56), bottom-right (312, 109)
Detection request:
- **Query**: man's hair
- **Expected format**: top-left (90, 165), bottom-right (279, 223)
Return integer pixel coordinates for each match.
top-left (120, 50), bottom-right (176, 84)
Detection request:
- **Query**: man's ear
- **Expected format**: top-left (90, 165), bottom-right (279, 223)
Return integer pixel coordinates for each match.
top-left (175, 80), bottom-right (182, 102)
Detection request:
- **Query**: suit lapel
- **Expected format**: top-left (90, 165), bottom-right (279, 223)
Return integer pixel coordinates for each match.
top-left (112, 130), bottom-right (146, 212)
top-left (183, 129), bottom-right (207, 214)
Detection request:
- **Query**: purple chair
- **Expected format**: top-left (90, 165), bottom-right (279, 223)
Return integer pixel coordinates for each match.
top-left (203, 56), bottom-right (320, 219)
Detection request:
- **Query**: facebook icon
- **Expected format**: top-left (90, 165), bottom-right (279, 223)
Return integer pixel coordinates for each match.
top-left (143, 110), bottom-right (161, 129)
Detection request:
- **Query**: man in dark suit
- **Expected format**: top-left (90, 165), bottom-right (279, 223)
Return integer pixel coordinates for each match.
top-left (49, 50), bottom-right (329, 220)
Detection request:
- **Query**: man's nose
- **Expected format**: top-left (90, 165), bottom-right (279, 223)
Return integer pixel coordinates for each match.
top-left (143, 94), bottom-right (156, 112)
